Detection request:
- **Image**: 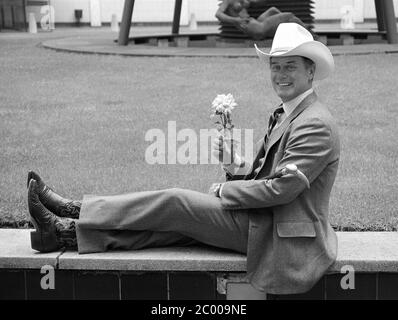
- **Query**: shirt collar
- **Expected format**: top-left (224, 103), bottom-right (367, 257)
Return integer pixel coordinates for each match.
top-left (282, 88), bottom-right (314, 117)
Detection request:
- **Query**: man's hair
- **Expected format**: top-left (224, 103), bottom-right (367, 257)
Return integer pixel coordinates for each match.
top-left (302, 57), bottom-right (315, 69)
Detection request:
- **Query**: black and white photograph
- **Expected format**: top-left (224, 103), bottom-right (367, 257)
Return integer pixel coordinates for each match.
top-left (0, 0), bottom-right (397, 308)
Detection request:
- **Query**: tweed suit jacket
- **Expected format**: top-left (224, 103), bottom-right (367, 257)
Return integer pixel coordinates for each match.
top-left (220, 92), bottom-right (340, 294)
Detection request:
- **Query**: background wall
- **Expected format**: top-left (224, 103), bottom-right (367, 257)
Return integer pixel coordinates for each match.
top-left (24, 0), bottom-right (398, 24)
top-left (25, 0), bottom-right (218, 25)
top-left (314, 0), bottom-right (398, 21)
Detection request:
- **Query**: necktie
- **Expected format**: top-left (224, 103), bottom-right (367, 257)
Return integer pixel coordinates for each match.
top-left (267, 106), bottom-right (284, 138)
top-left (253, 106), bottom-right (284, 178)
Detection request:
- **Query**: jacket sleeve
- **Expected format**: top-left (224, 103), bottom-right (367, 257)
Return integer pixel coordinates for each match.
top-left (220, 118), bottom-right (334, 209)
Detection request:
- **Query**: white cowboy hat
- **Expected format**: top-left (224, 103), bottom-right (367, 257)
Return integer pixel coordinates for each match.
top-left (254, 23), bottom-right (334, 81)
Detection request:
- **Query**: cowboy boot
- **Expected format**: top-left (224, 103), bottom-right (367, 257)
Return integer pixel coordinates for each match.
top-left (27, 171), bottom-right (81, 219)
top-left (28, 179), bottom-right (77, 253)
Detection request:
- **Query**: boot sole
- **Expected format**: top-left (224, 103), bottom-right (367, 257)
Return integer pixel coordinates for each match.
top-left (30, 230), bottom-right (59, 253)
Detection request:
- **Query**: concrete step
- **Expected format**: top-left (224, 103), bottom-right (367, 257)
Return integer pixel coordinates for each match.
top-left (1, 229), bottom-right (398, 273)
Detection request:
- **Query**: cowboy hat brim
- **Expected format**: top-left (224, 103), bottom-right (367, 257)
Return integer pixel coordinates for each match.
top-left (254, 41), bottom-right (334, 81)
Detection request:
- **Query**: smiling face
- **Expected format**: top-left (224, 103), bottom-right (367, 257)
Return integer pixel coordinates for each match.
top-left (270, 56), bottom-right (315, 102)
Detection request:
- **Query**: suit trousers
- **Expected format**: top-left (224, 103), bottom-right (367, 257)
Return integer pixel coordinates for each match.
top-left (75, 188), bottom-right (250, 254)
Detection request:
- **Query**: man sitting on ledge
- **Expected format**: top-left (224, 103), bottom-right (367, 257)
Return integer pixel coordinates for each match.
top-left (26, 23), bottom-right (340, 295)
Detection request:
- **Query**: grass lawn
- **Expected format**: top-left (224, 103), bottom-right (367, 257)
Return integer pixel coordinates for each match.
top-left (0, 32), bottom-right (397, 230)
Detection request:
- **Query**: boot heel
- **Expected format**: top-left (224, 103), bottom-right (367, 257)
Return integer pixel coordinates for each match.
top-left (30, 230), bottom-right (59, 253)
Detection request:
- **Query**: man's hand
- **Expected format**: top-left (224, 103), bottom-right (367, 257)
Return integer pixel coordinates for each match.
top-left (209, 183), bottom-right (223, 197)
top-left (234, 17), bottom-right (250, 30)
top-left (211, 130), bottom-right (237, 165)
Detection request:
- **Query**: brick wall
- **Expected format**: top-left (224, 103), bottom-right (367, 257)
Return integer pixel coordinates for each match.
top-left (1, 270), bottom-right (398, 300)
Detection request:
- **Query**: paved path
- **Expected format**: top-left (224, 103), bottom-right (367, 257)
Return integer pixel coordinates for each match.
top-left (41, 35), bottom-right (398, 58)
top-left (2, 24), bottom-right (398, 58)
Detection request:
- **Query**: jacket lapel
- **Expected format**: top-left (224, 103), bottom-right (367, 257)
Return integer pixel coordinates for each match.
top-left (253, 92), bottom-right (318, 179)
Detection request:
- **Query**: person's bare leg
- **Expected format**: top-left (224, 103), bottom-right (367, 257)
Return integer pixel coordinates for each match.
top-left (256, 7), bottom-right (281, 22)
top-left (249, 12), bottom-right (313, 40)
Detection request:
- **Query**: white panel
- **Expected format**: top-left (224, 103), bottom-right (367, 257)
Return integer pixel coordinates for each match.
top-left (188, 0), bottom-right (219, 21)
top-left (363, 0), bottom-right (398, 18)
top-left (89, 0), bottom-right (101, 26)
top-left (132, 0), bottom-right (188, 24)
top-left (363, 0), bottom-right (376, 17)
top-left (353, 0), bottom-right (364, 22)
top-left (313, 0), bottom-right (356, 20)
top-left (99, 0), bottom-right (124, 22)
top-left (315, 0), bottom-right (398, 20)
top-left (49, 0), bottom-right (91, 23)
top-left (33, 0), bottom-right (398, 24)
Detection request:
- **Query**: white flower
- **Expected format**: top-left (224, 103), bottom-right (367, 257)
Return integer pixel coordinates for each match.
top-left (211, 93), bottom-right (238, 115)
top-left (216, 105), bottom-right (225, 113)
top-left (210, 93), bottom-right (238, 130)
top-left (223, 93), bottom-right (237, 110)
